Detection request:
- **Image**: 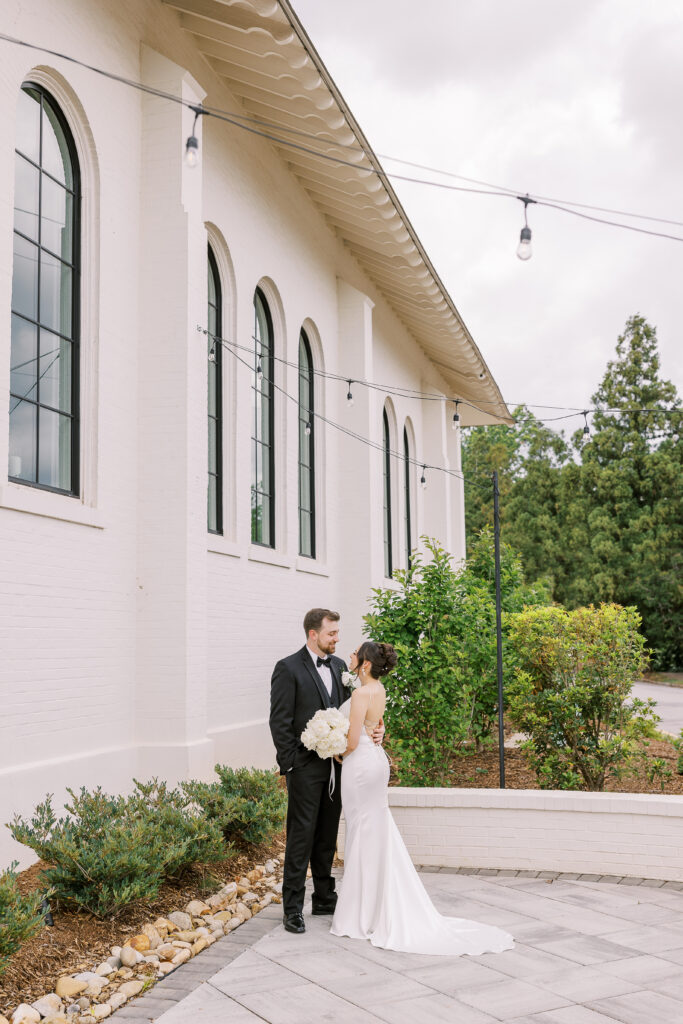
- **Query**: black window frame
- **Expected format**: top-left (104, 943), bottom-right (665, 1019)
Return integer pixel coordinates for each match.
top-left (298, 329), bottom-right (316, 559)
top-left (383, 408), bottom-right (393, 578)
top-left (9, 82), bottom-right (81, 496)
top-left (207, 245), bottom-right (223, 535)
top-left (403, 426), bottom-right (412, 569)
top-left (251, 287), bottom-right (275, 548)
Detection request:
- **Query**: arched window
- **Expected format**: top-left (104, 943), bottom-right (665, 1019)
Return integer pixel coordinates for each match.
top-left (403, 425), bottom-right (412, 569)
top-left (383, 408), bottom-right (392, 577)
top-left (9, 84), bottom-right (80, 493)
top-left (251, 288), bottom-right (275, 547)
top-left (298, 329), bottom-right (315, 558)
top-left (207, 246), bottom-right (222, 534)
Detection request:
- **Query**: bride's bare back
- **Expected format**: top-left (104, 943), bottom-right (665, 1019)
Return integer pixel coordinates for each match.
top-left (358, 682), bottom-right (386, 737)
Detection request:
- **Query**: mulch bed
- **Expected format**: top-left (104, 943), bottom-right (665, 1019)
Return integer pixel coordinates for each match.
top-left (389, 736), bottom-right (683, 794)
top-left (0, 833), bottom-right (286, 1019)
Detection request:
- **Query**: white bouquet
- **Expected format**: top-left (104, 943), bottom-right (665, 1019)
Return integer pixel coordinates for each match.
top-left (301, 707), bottom-right (349, 759)
top-left (342, 671), bottom-right (360, 691)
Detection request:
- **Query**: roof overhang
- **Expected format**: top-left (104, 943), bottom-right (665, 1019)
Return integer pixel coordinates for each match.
top-left (162, 0), bottom-right (513, 426)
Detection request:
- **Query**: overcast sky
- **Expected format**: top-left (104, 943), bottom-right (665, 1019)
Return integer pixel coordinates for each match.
top-left (291, 0), bottom-right (682, 425)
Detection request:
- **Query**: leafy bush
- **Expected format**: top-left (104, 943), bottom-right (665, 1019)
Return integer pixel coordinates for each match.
top-left (0, 862), bottom-right (47, 976)
top-left (128, 779), bottom-right (226, 876)
top-left (674, 730), bottom-right (683, 776)
top-left (8, 782), bottom-right (225, 919)
top-left (506, 603), bottom-right (655, 790)
top-left (364, 534), bottom-right (549, 784)
top-left (183, 766), bottom-right (286, 848)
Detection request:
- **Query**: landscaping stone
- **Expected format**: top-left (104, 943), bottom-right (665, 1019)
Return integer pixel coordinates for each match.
top-left (140, 924), bottom-right (162, 948)
top-left (184, 900), bottom-right (209, 916)
top-left (118, 981), bottom-right (144, 998)
top-left (118, 947), bottom-right (138, 969)
top-left (90, 1006), bottom-right (110, 1021)
top-left (124, 934), bottom-right (150, 953)
top-left (11, 1006), bottom-right (41, 1024)
top-left (55, 981), bottom-right (87, 1001)
top-left (94, 964), bottom-right (113, 977)
top-left (171, 949), bottom-right (191, 966)
top-left (167, 911), bottom-right (191, 931)
top-left (31, 994), bottom-right (62, 1017)
top-left (107, 994), bottom-right (127, 1011)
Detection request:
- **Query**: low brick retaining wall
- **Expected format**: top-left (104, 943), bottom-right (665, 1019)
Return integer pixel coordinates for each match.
top-left (337, 788), bottom-right (683, 882)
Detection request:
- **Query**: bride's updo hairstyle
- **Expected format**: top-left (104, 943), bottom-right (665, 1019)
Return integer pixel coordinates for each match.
top-left (357, 641), bottom-right (398, 679)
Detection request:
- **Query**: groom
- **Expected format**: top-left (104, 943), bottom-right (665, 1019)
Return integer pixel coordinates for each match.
top-left (270, 608), bottom-right (347, 934)
top-left (270, 608), bottom-right (385, 934)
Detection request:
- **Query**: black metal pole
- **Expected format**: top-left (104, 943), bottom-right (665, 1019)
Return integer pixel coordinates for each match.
top-left (492, 470), bottom-right (505, 788)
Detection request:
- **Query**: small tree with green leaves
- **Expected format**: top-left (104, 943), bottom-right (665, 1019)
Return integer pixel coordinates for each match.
top-left (506, 603), bottom-right (655, 790)
top-left (364, 535), bottom-right (549, 784)
top-left (0, 862), bottom-right (47, 976)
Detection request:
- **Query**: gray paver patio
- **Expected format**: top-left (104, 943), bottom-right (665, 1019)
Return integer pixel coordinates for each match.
top-left (113, 869), bottom-right (683, 1023)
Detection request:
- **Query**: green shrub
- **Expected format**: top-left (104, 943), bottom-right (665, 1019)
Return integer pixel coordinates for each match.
top-left (0, 862), bottom-right (47, 976)
top-left (183, 766), bottom-right (286, 847)
top-left (674, 730), bottom-right (683, 776)
top-left (8, 782), bottom-right (225, 919)
top-left (506, 603), bottom-right (654, 790)
top-left (129, 779), bottom-right (226, 876)
top-left (364, 534), bottom-right (550, 784)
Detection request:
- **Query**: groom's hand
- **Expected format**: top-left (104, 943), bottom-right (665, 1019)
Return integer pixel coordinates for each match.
top-left (372, 718), bottom-right (385, 746)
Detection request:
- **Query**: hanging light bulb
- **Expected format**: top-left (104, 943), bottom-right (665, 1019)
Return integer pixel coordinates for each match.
top-left (583, 411), bottom-right (590, 436)
top-left (208, 342), bottom-right (216, 363)
top-left (305, 421), bottom-right (312, 437)
top-left (184, 105), bottom-right (203, 168)
top-left (184, 134), bottom-right (199, 168)
top-left (452, 399), bottom-right (461, 430)
top-left (347, 380), bottom-right (354, 408)
top-left (516, 194), bottom-right (536, 261)
top-left (420, 465), bottom-right (427, 490)
top-left (516, 226), bottom-right (532, 260)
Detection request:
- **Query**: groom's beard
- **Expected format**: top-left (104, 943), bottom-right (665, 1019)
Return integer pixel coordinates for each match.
top-left (318, 640), bottom-right (336, 656)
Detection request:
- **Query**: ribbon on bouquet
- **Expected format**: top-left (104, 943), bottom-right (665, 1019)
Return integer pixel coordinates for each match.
top-left (328, 757), bottom-right (337, 800)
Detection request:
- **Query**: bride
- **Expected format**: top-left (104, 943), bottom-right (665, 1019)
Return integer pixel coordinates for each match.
top-left (330, 640), bottom-right (514, 957)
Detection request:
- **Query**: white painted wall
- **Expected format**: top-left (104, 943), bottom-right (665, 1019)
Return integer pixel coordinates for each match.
top-left (0, 0), bottom-right (468, 866)
top-left (338, 789), bottom-right (683, 883)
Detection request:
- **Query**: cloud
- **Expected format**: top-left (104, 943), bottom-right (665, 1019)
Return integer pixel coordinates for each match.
top-left (291, 0), bottom-right (683, 413)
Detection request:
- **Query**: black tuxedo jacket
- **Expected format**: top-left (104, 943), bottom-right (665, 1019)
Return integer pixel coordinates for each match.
top-left (269, 645), bottom-right (348, 777)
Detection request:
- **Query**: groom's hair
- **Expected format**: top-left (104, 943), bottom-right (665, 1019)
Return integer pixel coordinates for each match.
top-left (303, 608), bottom-right (340, 635)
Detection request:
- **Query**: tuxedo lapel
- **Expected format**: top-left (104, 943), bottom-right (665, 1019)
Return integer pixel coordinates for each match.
top-left (330, 661), bottom-right (343, 707)
top-left (300, 647), bottom-right (331, 709)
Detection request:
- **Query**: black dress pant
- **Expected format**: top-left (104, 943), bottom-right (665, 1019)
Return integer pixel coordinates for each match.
top-left (283, 760), bottom-right (341, 916)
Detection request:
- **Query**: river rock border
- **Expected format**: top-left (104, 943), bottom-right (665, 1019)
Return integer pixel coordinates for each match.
top-left (3, 859), bottom-right (282, 1024)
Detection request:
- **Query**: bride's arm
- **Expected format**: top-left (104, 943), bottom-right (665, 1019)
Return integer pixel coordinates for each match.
top-left (339, 689), bottom-right (368, 759)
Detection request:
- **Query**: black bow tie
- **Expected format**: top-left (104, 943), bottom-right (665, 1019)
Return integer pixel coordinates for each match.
top-left (316, 656), bottom-right (332, 668)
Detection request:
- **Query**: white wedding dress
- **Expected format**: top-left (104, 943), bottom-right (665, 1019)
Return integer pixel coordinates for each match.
top-left (330, 698), bottom-right (514, 956)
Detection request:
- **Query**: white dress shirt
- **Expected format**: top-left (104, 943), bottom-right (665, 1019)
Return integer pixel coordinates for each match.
top-left (307, 645), bottom-right (333, 698)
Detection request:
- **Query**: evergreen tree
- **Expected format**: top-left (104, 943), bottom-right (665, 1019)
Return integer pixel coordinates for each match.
top-left (462, 314), bottom-right (682, 669)
top-left (558, 315), bottom-right (682, 668)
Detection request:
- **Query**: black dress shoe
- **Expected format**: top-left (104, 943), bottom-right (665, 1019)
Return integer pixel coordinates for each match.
top-left (311, 899), bottom-right (338, 916)
top-left (283, 912), bottom-right (305, 933)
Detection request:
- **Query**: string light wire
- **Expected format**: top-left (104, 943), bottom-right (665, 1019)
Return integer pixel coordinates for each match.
top-left (1, 33), bottom-right (682, 244)
top-left (198, 327), bottom-right (680, 427)
top-left (198, 327), bottom-right (468, 483)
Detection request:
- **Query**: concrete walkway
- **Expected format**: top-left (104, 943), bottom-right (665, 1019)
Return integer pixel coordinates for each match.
top-left (112, 868), bottom-right (683, 1023)
top-left (632, 681), bottom-right (683, 737)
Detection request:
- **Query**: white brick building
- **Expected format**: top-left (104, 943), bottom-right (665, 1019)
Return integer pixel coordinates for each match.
top-left (0, 0), bottom-right (509, 865)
